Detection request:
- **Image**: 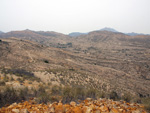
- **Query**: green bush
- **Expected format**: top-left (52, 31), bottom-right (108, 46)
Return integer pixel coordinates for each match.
top-left (44, 60), bottom-right (49, 63)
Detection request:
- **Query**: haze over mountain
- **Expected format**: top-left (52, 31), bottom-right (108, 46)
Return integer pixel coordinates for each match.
top-left (0, 31), bottom-right (4, 34)
top-left (68, 27), bottom-right (149, 37)
top-left (68, 27), bottom-right (119, 37)
top-left (99, 27), bottom-right (119, 32)
top-left (125, 32), bottom-right (145, 36)
top-left (1, 0), bottom-right (150, 34)
top-left (99, 27), bottom-right (149, 36)
top-left (1, 0), bottom-right (150, 111)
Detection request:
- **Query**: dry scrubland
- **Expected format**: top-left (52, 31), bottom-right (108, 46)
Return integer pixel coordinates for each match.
top-left (0, 30), bottom-right (150, 112)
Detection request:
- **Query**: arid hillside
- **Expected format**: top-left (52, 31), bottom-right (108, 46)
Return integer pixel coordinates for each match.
top-left (1, 30), bottom-right (150, 111)
top-left (0, 30), bottom-right (150, 98)
top-left (0, 30), bottom-right (71, 47)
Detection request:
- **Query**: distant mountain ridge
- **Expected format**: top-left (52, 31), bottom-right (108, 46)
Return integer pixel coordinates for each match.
top-left (68, 27), bottom-right (149, 37)
top-left (0, 29), bottom-right (69, 38)
top-left (0, 28), bottom-right (150, 98)
top-left (0, 31), bottom-right (4, 34)
top-left (69, 32), bottom-right (88, 37)
top-left (0, 29), bottom-right (71, 47)
top-left (69, 27), bottom-right (119, 37)
top-left (99, 27), bottom-right (119, 32)
top-left (1, 28), bottom-right (149, 37)
top-left (125, 32), bottom-right (145, 36)
top-left (68, 27), bottom-right (119, 37)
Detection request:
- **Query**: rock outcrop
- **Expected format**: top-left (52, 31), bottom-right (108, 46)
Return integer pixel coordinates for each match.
top-left (0, 98), bottom-right (147, 113)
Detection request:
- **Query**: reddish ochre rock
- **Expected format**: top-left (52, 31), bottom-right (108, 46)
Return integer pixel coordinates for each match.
top-left (0, 98), bottom-right (148, 113)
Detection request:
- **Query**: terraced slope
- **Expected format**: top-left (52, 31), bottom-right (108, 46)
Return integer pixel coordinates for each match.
top-left (0, 37), bottom-right (150, 98)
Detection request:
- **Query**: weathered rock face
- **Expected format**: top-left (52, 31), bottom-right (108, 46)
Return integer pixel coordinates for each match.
top-left (0, 98), bottom-right (148, 113)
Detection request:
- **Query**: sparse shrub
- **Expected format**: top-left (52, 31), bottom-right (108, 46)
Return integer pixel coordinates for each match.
top-left (38, 85), bottom-right (46, 94)
top-left (109, 91), bottom-right (120, 100)
top-left (122, 93), bottom-right (132, 102)
top-left (51, 78), bottom-right (55, 81)
top-left (28, 81), bottom-right (32, 84)
top-left (17, 78), bottom-right (24, 83)
top-left (0, 86), bottom-right (36, 107)
top-left (51, 85), bottom-right (62, 95)
top-left (141, 98), bottom-right (150, 111)
top-left (44, 60), bottom-right (49, 63)
top-left (18, 87), bottom-right (29, 100)
top-left (0, 87), bottom-right (19, 107)
top-left (50, 96), bottom-right (60, 102)
top-left (36, 92), bottom-right (51, 104)
top-left (74, 87), bottom-right (86, 100)
top-left (85, 88), bottom-right (97, 99)
top-left (69, 68), bottom-right (75, 71)
top-left (1, 68), bottom-right (40, 82)
top-left (2, 69), bottom-right (34, 77)
top-left (10, 76), bottom-right (14, 81)
top-left (62, 86), bottom-right (75, 103)
top-left (67, 42), bottom-right (72, 47)
top-left (47, 82), bottom-right (52, 86)
top-left (3, 76), bottom-right (9, 82)
top-left (33, 85), bottom-right (53, 104)
top-left (0, 81), bottom-right (5, 86)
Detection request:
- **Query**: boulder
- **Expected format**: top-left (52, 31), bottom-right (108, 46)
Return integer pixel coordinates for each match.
top-left (70, 101), bottom-right (76, 107)
top-left (12, 109), bottom-right (20, 113)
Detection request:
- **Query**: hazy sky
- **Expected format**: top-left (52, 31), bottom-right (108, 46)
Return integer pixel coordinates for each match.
top-left (0, 0), bottom-right (150, 34)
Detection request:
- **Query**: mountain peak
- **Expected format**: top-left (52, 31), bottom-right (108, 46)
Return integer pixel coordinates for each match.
top-left (0, 31), bottom-right (4, 34)
top-left (100, 27), bottom-right (118, 32)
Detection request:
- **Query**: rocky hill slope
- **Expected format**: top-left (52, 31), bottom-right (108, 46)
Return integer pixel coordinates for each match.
top-left (0, 37), bottom-right (150, 98)
top-left (0, 30), bottom-right (150, 111)
top-left (0, 29), bottom-right (71, 47)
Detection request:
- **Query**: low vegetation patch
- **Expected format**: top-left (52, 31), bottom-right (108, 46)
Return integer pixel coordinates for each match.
top-left (43, 59), bottom-right (49, 63)
top-left (141, 98), bottom-right (150, 111)
top-left (1, 68), bottom-right (40, 82)
top-left (0, 84), bottom-right (149, 112)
